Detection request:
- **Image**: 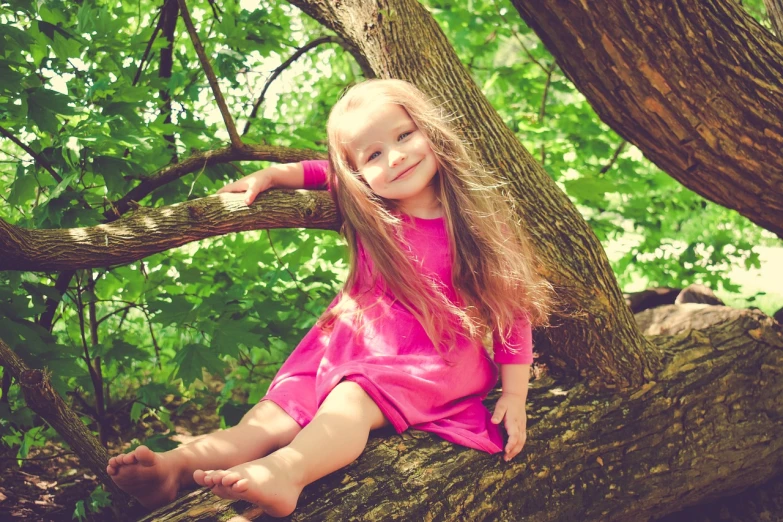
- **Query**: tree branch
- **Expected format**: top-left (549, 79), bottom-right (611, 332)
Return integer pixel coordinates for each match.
top-left (1, 190), bottom-right (340, 271)
top-left (511, 0), bottom-right (783, 238)
top-left (0, 125), bottom-right (62, 183)
top-left (103, 144), bottom-right (323, 221)
top-left (0, 337), bottom-right (132, 506)
top-left (176, 0), bottom-right (242, 149)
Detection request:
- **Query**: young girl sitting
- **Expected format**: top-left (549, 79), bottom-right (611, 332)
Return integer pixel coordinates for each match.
top-left (107, 79), bottom-right (551, 517)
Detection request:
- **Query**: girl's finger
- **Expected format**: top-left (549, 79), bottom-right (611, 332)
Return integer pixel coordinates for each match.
top-left (491, 404), bottom-right (506, 424)
top-left (245, 188), bottom-right (256, 206)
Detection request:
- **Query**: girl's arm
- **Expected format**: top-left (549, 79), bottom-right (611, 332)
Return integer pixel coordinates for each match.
top-left (216, 160), bottom-right (329, 206)
top-left (491, 363), bottom-right (530, 462)
top-left (490, 313), bottom-right (533, 461)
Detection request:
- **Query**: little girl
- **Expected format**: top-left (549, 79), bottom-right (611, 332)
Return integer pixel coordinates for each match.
top-left (107, 79), bottom-right (551, 516)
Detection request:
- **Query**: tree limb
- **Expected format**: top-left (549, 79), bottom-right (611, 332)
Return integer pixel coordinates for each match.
top-left (176, 0), bottom-right (242, 149)
top-left (511, 0), bottom-right (783, 238)
top-left (1, 190), bottom-right (340, 271)
top-left (0, 337), bottom-right (133, 507)
top-left (103, 144), bottom-right (324, 221)
top-left (139, 309), bottom-right (783, 522)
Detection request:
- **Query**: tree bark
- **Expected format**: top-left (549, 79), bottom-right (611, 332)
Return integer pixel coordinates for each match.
top-left (763, 0), bottom-right (783, 37)
top-left (136, 308), bottom-right (783, 521)
top-left (510, 0), bottom-right (783, 238)
top-left (0, 190), bottom-right (339, 271)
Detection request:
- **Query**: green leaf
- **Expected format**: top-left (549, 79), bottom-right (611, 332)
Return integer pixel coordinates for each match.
top-left (72, 500), bottom-right (87, 522)
top-left (88, 486), bottom-right (112, 512)
top-left (7, 165), bottom-right (37, 206)
top-left (172, 343), bottom-right (224, 386)
top-left (130, 401), bottom-right (144, 423)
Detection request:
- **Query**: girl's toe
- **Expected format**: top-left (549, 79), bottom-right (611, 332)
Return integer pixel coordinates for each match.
top-left (220, 472), bottom-right (241, 487)
top-left (193, 469), bottom-right (207, 486)
top-left (231, 478), bottom-right (250, 493)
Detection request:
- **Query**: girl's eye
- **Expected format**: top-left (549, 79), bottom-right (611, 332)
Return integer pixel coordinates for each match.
top-left (398, 131), bottom-right (412, 141)
top-left (368, 151), bottom-right (380, 161)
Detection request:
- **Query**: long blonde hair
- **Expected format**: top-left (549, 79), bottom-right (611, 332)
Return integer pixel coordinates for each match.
top-left (318, 79), bottom-right (551, 352)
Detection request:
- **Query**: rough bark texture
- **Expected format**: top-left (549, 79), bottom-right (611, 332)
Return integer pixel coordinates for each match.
top-left (136, 308), bottom-right (783, 522)
top-left (0, 190), bottom-right (339, 271)
top-left (764, 0), bottom-right (783, 37)
top-left (511, 0), bottom-right (783, 238)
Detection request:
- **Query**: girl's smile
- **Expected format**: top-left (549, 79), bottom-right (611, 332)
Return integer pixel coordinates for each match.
top-left (392, 160), bottom-right (421, 182)
top-left (340, 103), bottom-right (440, 218)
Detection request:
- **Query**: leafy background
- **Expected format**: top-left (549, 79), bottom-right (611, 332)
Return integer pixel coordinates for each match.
top-left (0, 0), bottom-right (780, 518)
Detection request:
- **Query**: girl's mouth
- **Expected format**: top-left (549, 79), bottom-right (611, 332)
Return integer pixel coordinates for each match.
top-left (394, 161), bottom-right (420, 181)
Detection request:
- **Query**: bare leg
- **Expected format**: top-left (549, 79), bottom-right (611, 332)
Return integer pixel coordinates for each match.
top-left (199, 381), bottom-right (388, 517)
top-left (107, 400), bottom-right (301, 509)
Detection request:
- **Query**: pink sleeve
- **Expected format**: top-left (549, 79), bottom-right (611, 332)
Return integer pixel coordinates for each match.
top-left (302, 160), bottom-right (329, 189)
top-left (492, 312), bottom-right (533, 365)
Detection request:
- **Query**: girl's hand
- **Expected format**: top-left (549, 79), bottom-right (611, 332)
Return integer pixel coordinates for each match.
top-left (216, 170), bottom-right (275, 206)
top-left (490, 391), bottom-right (528, 461)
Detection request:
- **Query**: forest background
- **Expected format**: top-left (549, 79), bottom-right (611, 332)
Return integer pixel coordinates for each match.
top-left (0, 0), bottom-right (781, 519)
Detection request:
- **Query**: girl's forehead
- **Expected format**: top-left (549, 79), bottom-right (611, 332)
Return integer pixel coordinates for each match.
top-left (339, 103), bottom-right (413, 148)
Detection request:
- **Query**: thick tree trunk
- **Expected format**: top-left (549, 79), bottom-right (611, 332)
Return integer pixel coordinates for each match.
top-left (136, 308), bottom-right (783, 521)
top-left (511, 0), bottom-right (783, 238)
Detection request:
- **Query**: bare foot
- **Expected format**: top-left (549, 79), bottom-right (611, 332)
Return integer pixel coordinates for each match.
top-left (194, 454), bottom-right (303, 517)
top-left (106, 445), bottom-right (182, 509)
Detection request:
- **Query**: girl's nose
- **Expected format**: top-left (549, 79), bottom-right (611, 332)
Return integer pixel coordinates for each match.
top-left (389, 149), bottom-right (406, 167)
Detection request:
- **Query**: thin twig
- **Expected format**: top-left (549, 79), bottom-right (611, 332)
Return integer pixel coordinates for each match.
top-left (176, 0), bottom-right (242, 149)
top-left (132, 3), bottom-right (164, 86)
top-left (599, 140), bottom-right (628, 174)
top-left (0, 125), bottom-right (62, 183)
top-left (493, 0), bottom-right (547, 73)
top-left (243, 36), bottom-right (343, 135)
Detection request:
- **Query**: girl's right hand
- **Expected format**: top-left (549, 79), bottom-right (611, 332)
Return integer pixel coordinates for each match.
top-left (216, 170), bottom-right (275, 206)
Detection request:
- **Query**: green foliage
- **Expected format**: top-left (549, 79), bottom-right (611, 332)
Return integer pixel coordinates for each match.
top-left (0, 0), bottom-right (350, 473)
top-left (72, 485), bottom-right (111, 521)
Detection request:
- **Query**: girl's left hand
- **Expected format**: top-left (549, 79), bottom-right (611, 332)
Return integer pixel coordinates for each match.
top-left (490, 392), bottom-right (528, 461)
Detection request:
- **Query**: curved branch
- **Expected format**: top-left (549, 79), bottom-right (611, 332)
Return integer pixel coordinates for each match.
top-left (243, 35), bottom-right (345, 136)
top-left (103, 144), bottom-right (324, 220)
top-left (511, 0), bottom-right (783, 238)
top-left (176, 0), bottom-right (242, 149)
top-left (1, 190), bottom-right (339, 271)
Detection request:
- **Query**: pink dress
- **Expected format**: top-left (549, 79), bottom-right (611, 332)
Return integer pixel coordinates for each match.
top-left (263, 160), bottom-right (532, 454)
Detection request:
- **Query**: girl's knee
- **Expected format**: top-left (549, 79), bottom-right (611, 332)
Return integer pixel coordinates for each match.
top-left (328, 381), bottom-right (388, 430)
top-left (239, 400), bottom-right (301, 434)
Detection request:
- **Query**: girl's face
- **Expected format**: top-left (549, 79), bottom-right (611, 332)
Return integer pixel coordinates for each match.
top-left (342, 103), bottom-right (439, 213)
